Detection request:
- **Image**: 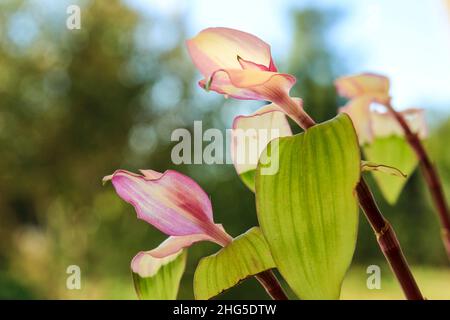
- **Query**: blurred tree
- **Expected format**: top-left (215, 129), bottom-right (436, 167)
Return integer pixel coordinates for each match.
top-left (0, 0), bottom-right (261, 299)
top-left (0, 0), bottom-right (148, 298)
top-left (287, 9), bottom-right (345, 124)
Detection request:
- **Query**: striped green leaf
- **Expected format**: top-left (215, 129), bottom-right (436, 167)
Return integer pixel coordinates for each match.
top-left (132, 250), bottom-right (187, 300)
top-left (256, 114), bottom-right (360, 299)
top-left (363, 136), bottom-right (418, 204)
top-left (194, 227), bottom-right (276, 300)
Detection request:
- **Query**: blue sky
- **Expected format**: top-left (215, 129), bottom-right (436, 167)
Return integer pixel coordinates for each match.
top-left (129, 0), bottom-right (450, 112)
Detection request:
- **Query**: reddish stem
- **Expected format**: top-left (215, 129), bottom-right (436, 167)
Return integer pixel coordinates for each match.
top-left (255, 271), bottom-right (289, 300)
top-left (356, 180), bottom-right (424, 300)
top-left (384, 102), bottom-right (450, 260)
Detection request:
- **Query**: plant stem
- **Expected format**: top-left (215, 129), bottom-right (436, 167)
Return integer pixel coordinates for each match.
top-left (255, 271), bottom-right (289, 300)
top-left (283, 96), bottom-right (424, 300)
top-left (356, 179), bottom-right (424, 300)
top-left (384, 102), bottom-right (450, 260)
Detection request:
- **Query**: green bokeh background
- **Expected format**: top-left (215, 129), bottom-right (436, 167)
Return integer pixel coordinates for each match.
top-left (0, 0), bottom-right (449, 299)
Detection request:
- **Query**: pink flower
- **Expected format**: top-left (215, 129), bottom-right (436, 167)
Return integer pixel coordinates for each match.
top-left (335, 73), bottom-right (390, 103)
top-left (103, 169), bottom-right (232, 276)
top-left (187, 28), bottom-right (303, 123)
top-left (335, 73), bottom-right (428, 144)
top-left (231, 101), bottom-right (295, 176)
top-left (371, 108), bottom-right (428, 139)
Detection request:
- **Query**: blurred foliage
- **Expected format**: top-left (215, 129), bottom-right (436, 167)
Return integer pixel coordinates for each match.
top-left (288, 9), bottom-right (345, 123)
top-left (0, 0), bottom-right (448, 299)
top-left (341, 265), bottom-right (450, 300)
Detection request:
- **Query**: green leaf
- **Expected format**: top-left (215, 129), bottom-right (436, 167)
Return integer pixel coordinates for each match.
top-left (239, 169), bottom-right (256, 192)
top-left (363, 136), bottom-right (418, 204)
top-left (194, 227), bottom-right (276, 300)
top-left (132, 250), bottom-right (187, 300)
top-left (256, 114), bottom-right (360, 300)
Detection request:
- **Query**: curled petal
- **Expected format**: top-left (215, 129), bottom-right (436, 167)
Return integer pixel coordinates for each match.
top-left (335, 73), bottom-right (390, 102)
top-left (149, 225), bottom-right (227, 259)
top-left (139, 169), bottom-right (163, 179)
top-left (237, 56), bottom-right (270, 71)
top-left (104, 170), bottom-right (220, 238)
top-left (200, 69), bottom-right (296, 102)
top-left (371, 108), bottom-right (428, 139)
top-left (339, 96), bottom-right (374, 144)
top-left (186, 27), bottom-right (276, 78)
top-left (231, 102), bottom-right (294, 174)
top-left (131, 247), bottom-right (184, 278)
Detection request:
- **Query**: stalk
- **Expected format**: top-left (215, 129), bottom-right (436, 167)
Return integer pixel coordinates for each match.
top-left (384, 102), bottom-right (450, 259)
top-left (255, 271), bottom-right (289, 300)
top-left (356, 179), bottom-right (424, 300)
top-left (280, 95), bottom-right (424, 300)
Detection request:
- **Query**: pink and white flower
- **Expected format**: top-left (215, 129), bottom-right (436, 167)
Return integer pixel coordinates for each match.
top-left (335, 73), bottom-right (428, 144)
top-left (103, 169), bottom-right (232, 276)
top-left (187, 27), bottom-right (304, 124)
top-left (231, 101), bottom-right (296, 177)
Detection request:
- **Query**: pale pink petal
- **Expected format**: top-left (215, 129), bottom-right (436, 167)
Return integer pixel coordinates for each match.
top-left (106, 169), bottom-right (214, 236)
top-left (131, 248), bottom-right (184, 278)
top-left (401, 108), bottom-right (428, 139)
top-left (201, 69), bottom-right (296, 102)
top-left (231, 102), bottom-right (294, 174)
top-left (237, 56), bottom-right (270, 71)
top-left (148, 226), bottom-right (226, 259)
top-left (339, 96), bottom-right (374, 144)
top-left (186, 27), bottom-right (276, 78)
top-left (139, 169), bottom-right (163, 179)
top-left (371, 108), bottom-right (428, 139)
top-left (131, 224), bottom-right (229, 277)
top-left (335, 73), bottom-right (390, 102)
